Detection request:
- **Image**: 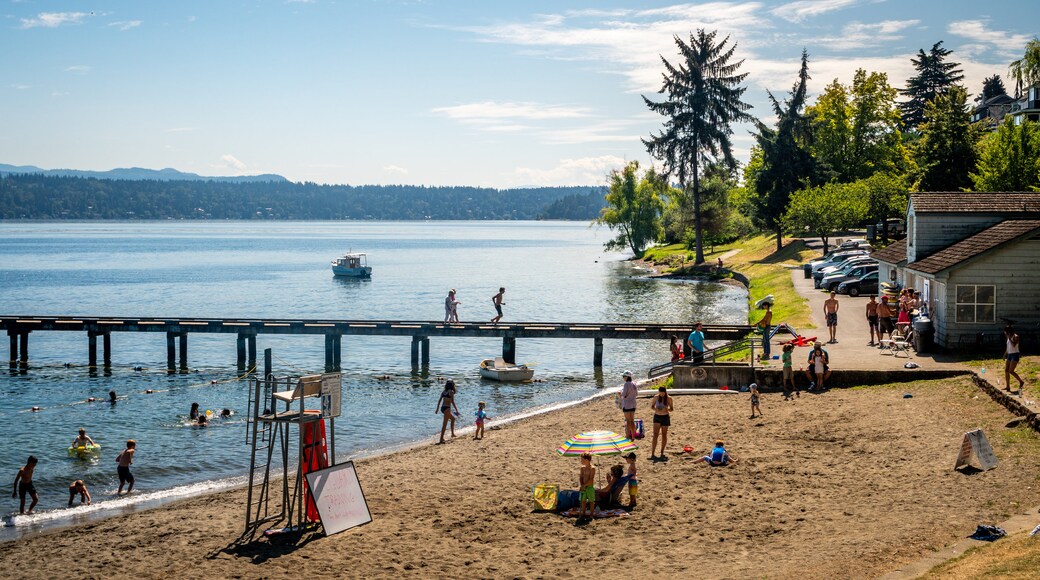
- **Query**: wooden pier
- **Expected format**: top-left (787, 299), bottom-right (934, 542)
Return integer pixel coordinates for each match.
top-left (1, 315), bottom-right (751, 372)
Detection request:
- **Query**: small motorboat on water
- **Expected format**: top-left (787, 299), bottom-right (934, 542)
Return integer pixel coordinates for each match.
top-left (479, 357), bottom-right (534, 382)
top-left (331, 252), bottom-right (372, 278)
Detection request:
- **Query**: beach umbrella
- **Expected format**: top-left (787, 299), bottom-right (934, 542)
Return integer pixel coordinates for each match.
top-left (556, 430), bottom-right (637, 456)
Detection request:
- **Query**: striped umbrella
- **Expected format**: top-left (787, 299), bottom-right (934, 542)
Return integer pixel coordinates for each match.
top-left (556, 430), bottom-right (637, 456)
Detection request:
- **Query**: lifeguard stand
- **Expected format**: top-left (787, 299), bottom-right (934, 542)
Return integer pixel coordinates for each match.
top-left (244, 356), bottom-right (341, 539)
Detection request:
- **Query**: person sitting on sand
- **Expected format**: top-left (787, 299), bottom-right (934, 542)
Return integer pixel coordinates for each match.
top-left (596, 464), bottom-right (627, 509)
top-left (71, 428), bottom-right (96, 448)
top-left (68, 479), bottom-right (92, 507)
top-left (694, 440), bottom-right (738, 466)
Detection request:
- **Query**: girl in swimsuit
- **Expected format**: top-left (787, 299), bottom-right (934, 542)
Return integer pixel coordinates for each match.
top-left (649, 386), bottom-right (673, 461)
top-left (435, 380), bottom-right (459, 444)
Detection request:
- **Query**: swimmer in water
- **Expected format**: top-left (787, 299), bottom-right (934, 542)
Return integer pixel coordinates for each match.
top-left (189, 402), bottom-right (200, 421)
top-left (220, 409), bottom-right (232, 418)
top-left (71, 428), bottom-right (96, 448)
top-left (109, 390), bottom-right (117, 403)
top-left (195, 414), bottom-right (208, 427)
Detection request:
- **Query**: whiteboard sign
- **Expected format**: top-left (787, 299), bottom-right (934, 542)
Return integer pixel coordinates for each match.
top-left (954, 429), bottom-right (998, 471)
top-left (305, 461), bottom-right (372, 536)
top-left (320, 373), bottom-right (342, 418)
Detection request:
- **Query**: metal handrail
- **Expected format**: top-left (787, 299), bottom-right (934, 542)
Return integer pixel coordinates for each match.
top-left (646, 337), bottom-right (761, 379)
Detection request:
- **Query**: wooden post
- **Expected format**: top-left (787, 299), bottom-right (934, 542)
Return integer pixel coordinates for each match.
top-left (502, 336), bottom-right (516, 364)
top-left (18, 332), bottom-right (28, 368)
top-left (421, 337), bottom-right (430, 365)
top-left (102, 332), bottom-right (112, 369)
top-left (236, 334), bottom-right (247, 371)
top-left (178, 333), bottom-right (188, 370)
top-left (333, 335), bottom-right (342, 370)
top-left (325, 334), bottom-right (335, 372)
top-left (411, 335), bottom-right (421, 367)
top-left (248, 335), bottom-right (257, 370)
top-left (88, 331), bottom-right (98, 369)
top-left (8, 331), bottom-right (16, 367)
top-left (166, 332), bottom-right (176, 371)
top-left (594, 338), bottom-right (604, 367)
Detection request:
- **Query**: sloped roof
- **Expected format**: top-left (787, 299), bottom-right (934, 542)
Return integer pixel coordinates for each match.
top-left (911, 192), bottom-right (1040, 213)
top-left (871, 241), bottom-right (907, 265)
top-left (906, 219), bottom-right (1040, 275)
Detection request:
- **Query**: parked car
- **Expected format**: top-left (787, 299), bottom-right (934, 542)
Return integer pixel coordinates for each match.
top-left (837, 271), bottom-right (880, 297)
top-left (814, 255), bottom-right (875, 287)
top-left (807, 249), bottom-right (870, 278)
top-left (820, 263), bottom-right (879, 292)
top-left (803, 247), bottom-right (869, 278)
top-left (874, 219), bottom-right (905, 237)
top-left (838, 238), bottom-right (871, 249)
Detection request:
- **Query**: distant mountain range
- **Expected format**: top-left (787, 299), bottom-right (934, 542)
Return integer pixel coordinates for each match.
top-left (0, 163), bottom-right (287, 183)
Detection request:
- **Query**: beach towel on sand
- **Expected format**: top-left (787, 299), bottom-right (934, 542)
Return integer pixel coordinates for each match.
top-left (560, 507), bottom-right (629, 519)
top-left (533, 483), bottom-right (559, 511)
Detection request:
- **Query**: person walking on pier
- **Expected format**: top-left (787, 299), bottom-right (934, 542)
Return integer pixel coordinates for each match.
top-left (490, 287), bottom-right (506, 324)
top-left (445, 289), bottom-right (461, 323)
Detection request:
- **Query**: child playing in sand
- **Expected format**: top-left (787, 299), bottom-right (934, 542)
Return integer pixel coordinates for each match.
top-left (11, 456), bottom-right (39, 514)
top-left (473, 401), bottom-right (488, 440)
top-left (68, 479), bottom-right (91, 507)
top-left (578, 452), bottom-right (595, 522)
top-left (116, 440), bottom-right (136, 494)
top-left (694, 440), bottom-right (738, 466)
top-left (749, 383), bottom-right (762, 419)
top-left (624, 452), bottom-right (638, 509)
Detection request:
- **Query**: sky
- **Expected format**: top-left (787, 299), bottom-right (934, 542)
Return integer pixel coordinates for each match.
top-left (1, 1), bottom-right (1037, 188)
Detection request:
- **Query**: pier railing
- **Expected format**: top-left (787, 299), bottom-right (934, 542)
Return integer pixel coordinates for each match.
top-left (646, 337), bottom-right (761, 379)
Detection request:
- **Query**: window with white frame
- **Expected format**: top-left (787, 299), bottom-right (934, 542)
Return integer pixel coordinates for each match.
top-left (955, 285), bottom-right (995, 323)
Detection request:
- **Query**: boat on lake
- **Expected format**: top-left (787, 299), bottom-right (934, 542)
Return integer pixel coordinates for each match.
top-left (331, 252), bottom-right (372, 278)
top-left (479, 357), bottom-right (534, 382)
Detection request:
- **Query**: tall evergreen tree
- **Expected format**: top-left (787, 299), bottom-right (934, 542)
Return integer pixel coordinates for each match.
top-left (916, 86), bottom-right (980, 191)
top-left (642, 29), bottom-right (753, 264)
top-left (975, 75), bottom-right (1008, 103)
top-left (900, 41), bottom-right (965, 130)
top-left (754, 50), bottom-right (828, 251)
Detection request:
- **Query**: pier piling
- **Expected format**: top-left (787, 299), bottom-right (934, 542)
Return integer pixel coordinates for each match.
top-left (237, 334), bottom-right (247, 371)
top-left (247, 335), bottom-right (257, 370)
top-left (502, 336), bottom-right (516, 364)
top-left (18, 331), bottom-right (28, 368)
top-left (9, 330), bottom-right (18, 367)
top-left (594, 338), bottom-right (603, 367)
top-left (103, 332), bottom-right (111, 368)
top-left (166, 332), bottom-right (176, 371)
top-left (88, 331), bottom-right (98, 368)
top-left (179, 333), bottom-right (188, 370)
top-left (325, 334), bottom-right (343, 372)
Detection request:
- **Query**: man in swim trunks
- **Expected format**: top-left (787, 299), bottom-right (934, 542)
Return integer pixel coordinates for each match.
top-left (117, 439), bottom-right (136, 494)
top-left (865, 295), bottom-right (879, 346)
top-left (12, 455), bottom-right (39, 514)
top-left (824, 291), bottom-right (839, 343)
top-left (490, 287), bottom-right (505, 324)
top-left (876, 297), bottom-right (894, 342)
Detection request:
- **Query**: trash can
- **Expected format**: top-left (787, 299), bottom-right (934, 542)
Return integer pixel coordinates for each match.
top-left (803, 263), bottom-right (812, 279)
top-left (913, 317), bottom-right (934, 353)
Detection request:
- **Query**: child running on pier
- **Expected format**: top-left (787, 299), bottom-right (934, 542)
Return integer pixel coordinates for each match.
top-left (473, 401), bottom-right (488, 440)
top-left (11, 456), bottom-right (39, 514)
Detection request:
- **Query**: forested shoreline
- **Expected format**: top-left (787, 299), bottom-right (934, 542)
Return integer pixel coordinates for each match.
top-left (0, 174), bottom-right (605, 220)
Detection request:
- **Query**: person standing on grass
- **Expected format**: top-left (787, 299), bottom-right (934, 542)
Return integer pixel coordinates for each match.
top-left (824, 291), bottom-right (839, 343)
top-left (866, 295), bottom-right (880, 346)
top-left (755, 303), bottom-right (773, 361)
top-left (1004, 328), bottom-right (1025, 394)
top-left (620, 371), bottom-right (638, 441)
top-left (687, 323), bottom-right (705, 364)
top-left (490, 287), bottom-right (506, 324)
top-left (649, 386), bottom-right (673, 461)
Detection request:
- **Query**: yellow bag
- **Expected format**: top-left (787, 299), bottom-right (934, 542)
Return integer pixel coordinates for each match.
top-left (532, 483), bottom-right (559, 511)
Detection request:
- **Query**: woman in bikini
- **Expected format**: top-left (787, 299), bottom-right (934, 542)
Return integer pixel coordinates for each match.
top-left (435, 380), bottom-right (459, 444)
top-left (649, 386), bottom-right (673, 461)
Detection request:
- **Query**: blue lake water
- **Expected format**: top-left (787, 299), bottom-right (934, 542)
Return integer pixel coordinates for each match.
top-left (0, 220), bottom-right (745, 537)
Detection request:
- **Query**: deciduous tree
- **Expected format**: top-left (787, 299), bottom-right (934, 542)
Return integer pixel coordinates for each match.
top-left (784, 182), bottom-right (868, 254)
top-left (596, 161), bottom-right (665, 256)
top-left (1009, 37), bottom-right (1040, 97)
top-left (971, 117), bottom-right (1040, 192)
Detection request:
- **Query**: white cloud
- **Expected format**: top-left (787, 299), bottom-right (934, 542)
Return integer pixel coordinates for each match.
top-left (770, 0), bottom-right (860, 23)
top-left (219, 154), bottom-right (247, 170)
top-left (10, 84), bottom-right (31, 90)
top-left (432, 101), bottom-right (593, 121)
top-left (108, 20), bottom-right (141, 31)
top-left (165, 127), bottom-right (197, 133)
top-left (20, 12), bottom-right (88, 29)
top-left (512, 155), bottom-right (627, 186)
top-left (383, 164), bottom-right (408, 175)
top-left (64, 65), bottom-right (91, 74)
top-left (948, 19), bottom-right (1032, 58)
top-left (816, 19), bottom-right (921, 51)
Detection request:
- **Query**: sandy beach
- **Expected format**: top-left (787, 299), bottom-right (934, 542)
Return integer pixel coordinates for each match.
top-left (2, 375), bottom-right (1038, 579)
